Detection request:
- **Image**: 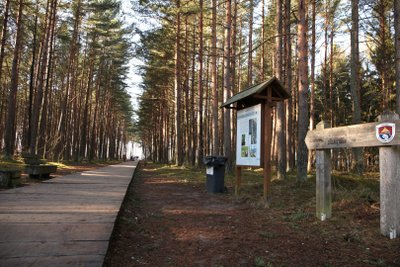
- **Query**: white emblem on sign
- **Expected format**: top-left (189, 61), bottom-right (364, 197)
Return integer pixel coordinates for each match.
top-left (376, 123), bottom-right (395, 143)
top-left (206, 167), bottom-right (214, 175)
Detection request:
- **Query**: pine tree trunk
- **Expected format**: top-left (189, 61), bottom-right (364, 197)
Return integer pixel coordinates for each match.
top-left (396, 0), bottom-right (400, 114)
top-left (55, 0), bottom-right (81, 160)
top-left (247, 0), bottom-right (253, 86)
top-left (0, 0), bottom-right (10, 94)
top-left (30, 0), bottom-right (51, 155)
top-left (223, 0), bottom-right (232, 172)
top-left (190, 27), bottom-right (197, 166)
top-left (276, 0), bottom-right (286, 179)
top-left (211, 0), bottom-right (219, 156)
top-left (0, 0), bottom-right (10, 145)
top-left (323, 0), bottom-right (329, 120)
top-left (350, 0), bottom-right (364, 174)
top-left (38, 0), bottom-right (58, 158)
top-left (80, 53), bottom-right (94, 160)
top-left (26, 2), bottom-right (39, 151)
top-left (174, 0), bottom-right (183, 165)
top-left (184, 16), bottom-right (190, 163)
top-left (261, 0), bottom-right (265, 80)
top-left (4, 0), bottom-right (24, 158)
top-left (329, 28), bottom-right (334, 127)
top-left (197, 0), bottom-right (204, 166)
top-left (284, 0), bottom-right (294, 172)
top-left (231, 0), bottom-right (238, 161)
top-left (89, 76), bottom-right (101, 162)
top-left (297, 0), bottom-right (309, 182)
top-left (308, 0), bottom-right (316, 171)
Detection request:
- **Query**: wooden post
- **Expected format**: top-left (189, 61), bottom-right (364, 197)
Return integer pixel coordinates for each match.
top-left (235, 166), bottom-right (242, 196)
top-left (379, 112), bottom-right (400, 239)
top-left (263, 99), bottom-right (272, 203)
top-left (315, 121), bottom-right (331, 221)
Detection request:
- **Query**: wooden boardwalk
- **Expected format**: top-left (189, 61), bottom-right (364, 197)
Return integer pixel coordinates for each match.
top-left (0, 161), bottom-right (137, 267)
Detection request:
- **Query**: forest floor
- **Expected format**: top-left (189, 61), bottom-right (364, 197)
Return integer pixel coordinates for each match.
top-left (104, 162), bottom-right (400, 267)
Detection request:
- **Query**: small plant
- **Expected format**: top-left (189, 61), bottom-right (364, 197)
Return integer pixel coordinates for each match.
top-left (285, 209), bottom-right (310, 222)
top-left (343, 230), bottom-right (362, 243)
top-left (259, 231), bottom-right (277, 239)
top-left (362, 258), bottom-right (386, 266)
top-left (254, 257), bottom-right (266, 267)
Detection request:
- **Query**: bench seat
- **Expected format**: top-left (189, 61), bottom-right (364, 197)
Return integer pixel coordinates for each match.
top-left (25, 164), bottom-right (57, 179)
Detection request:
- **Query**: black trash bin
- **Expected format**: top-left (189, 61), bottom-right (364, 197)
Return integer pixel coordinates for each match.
top-left (203, 156), bottom-right (227, 193)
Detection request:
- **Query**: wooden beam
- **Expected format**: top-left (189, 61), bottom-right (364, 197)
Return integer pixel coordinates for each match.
top-left (235, 166), bottom-right (242, 196)
top-left (379, 113), bottom-right (400, 239)
top-left (253, 94), bottom-right (284, 102)
top-left (315, 121), bottom-right (332, 221)
top-left (305, 120), bottom-right (400, 150)
top-left (263, 91), bottom-right (273, 204)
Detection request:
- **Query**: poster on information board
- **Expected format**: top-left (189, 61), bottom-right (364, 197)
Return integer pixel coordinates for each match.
top-left (236, 104), bottom-right (262, 167)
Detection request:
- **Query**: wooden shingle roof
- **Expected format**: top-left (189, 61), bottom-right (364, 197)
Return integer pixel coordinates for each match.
top-left (221, 76), bottom-right (290, 109)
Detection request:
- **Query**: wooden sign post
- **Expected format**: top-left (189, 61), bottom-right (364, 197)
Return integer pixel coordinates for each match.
top-left (263, 91), bottom-right (273, 201)
top-left (305, 111), bottom-right (400, 239)
top-left (314, 121), bottom-right (331, 221)
top-left (222, 77), bottom-right (290, 203)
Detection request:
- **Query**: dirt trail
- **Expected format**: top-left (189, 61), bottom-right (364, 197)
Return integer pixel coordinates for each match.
top-left (104, 164), bottom-right (400, 267)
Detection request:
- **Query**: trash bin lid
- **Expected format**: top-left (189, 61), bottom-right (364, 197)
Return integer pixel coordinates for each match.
top-left (203, 156), bottom-right (227, 166)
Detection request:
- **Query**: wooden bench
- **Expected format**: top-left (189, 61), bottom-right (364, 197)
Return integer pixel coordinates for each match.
top-left (0, 170), bottom-right (22, 187)
top-left (22, 153), bottom-right (57, 179)
top-left (25, 164), bottom-right (57, 179)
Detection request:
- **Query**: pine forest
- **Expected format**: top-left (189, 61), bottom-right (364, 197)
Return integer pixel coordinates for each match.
top-left (0, 0), bottom-right (399, 178)
top-left (0, 0), bottom-right (133, 162)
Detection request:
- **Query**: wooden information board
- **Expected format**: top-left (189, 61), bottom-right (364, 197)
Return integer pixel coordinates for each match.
top-left (222, 77), bottom-right (290, 203)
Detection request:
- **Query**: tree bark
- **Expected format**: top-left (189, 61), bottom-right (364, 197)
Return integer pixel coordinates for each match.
top-left (308, 0), bottom-right (316, 171)
top-left (284, 0), bottom-right (293, 172)
top-left (297, 0), bottom-right (309, 182)
top-left (56, 0), bottom-right (81, 160)
top-left (224, 0), bottom-right (232, 172)
top-left (323, 0), bottom-right (329, 120)
top-left (276, 0), bottom-right (286, 179)
top-left (350, 0), bottom-right (364, 174)
top-left (0, 0), bottom-right (10, 105)
top-left (4, 0), bottom-right (24, 157)
top-left (31, 0), bottom-right (58, 156)
top-left (174, 0), bottom-right (183, 165)
top-left (261, 0), bottom-right (265, 80)
top-left (396, 0), bottom-right (400, 114)
top-left (38, 0), bottom-right (58, 157)
top-left (183, 15), bottom-right (190, 162)
top-left (190, 26), bottom-right (197, 166)
top-left (26, 1), bottom-right (39, 151)
top-left (80, 49), bottom-right (94, 160)
top-left (211, 0), bottom-right (219, 155)
top-left (230, 0), bottom-right (238, 159)
top-left (247, 0), bottom-right (253, 86)
top-left (197, 0), bottom-right (204, 167)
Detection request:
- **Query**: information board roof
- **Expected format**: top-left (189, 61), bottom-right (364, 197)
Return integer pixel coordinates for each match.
top-left (221, 76), bottom-right (290, 109)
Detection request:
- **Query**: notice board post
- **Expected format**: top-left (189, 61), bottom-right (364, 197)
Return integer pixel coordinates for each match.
top-left (222, 77), bottom-right (290, 203)
top-left (263, 89), bottom-right (273, 201)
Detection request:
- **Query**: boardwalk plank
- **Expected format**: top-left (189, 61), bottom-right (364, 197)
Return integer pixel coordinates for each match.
top-left (0, 161), bottom-right (137, 267)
